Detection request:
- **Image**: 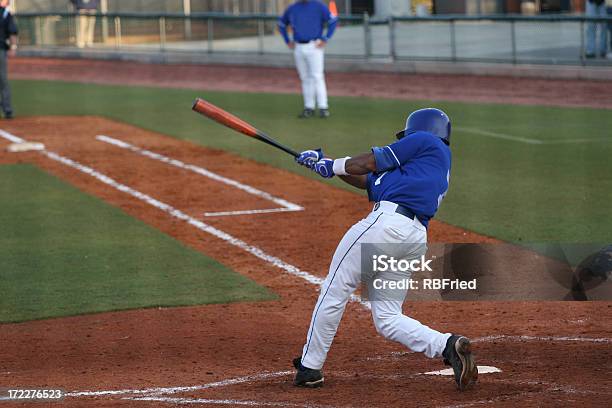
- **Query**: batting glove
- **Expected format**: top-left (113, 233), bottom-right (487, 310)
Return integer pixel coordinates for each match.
top-left (296, 149), bottom-right (324, 169)
top-left (313, 158), bottom-right (335, 178)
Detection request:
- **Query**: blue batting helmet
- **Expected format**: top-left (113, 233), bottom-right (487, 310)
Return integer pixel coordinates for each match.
top-left (395, 108), bottom-right (451, 145)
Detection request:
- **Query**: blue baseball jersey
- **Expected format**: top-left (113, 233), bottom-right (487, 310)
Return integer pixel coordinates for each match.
top-left (71, 0), bottom-right (99, 10)
top-left (366, 131), bottom-right (451, 228)
top-left (278, 0), bottom-right (338, 44)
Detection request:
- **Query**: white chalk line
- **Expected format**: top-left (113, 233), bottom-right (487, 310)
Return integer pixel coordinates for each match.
top-left (0, 128), bottom-right (25, 143)
top-left (96, 135), bottom-right (303, 217)
top-left (126, 397), bottom-right (275, 406)
top-left (472, 335), bottom-right (611, 344)
top-left (203, 207), bottom-right (300, 217)
top-left (125, 396), bottom-right (331, 407)
top-left (456, 127), bottom-right (544, 145)
top-left (66, 371), bottom-right (292, 398)
top-left (455, 126), bottom-right (610, 145)
top-left (545, 137), bottom-right (611, 144)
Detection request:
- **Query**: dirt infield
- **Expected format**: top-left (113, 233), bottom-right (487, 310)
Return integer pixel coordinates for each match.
top-left (0, 117), bottom-right (610, 407)
top-left (10, 57), bottom-right (612, 109)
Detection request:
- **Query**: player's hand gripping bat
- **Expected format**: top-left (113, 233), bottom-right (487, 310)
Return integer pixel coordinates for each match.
top-left (192, 98), bottom-right (300, 158)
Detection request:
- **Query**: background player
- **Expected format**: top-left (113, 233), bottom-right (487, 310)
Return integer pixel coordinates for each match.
top-left (70, 0), bottom-right (99, 48)
top-left (293, 108), bottom-right (478, 390)
top-left (278, 0), bottom-right (337, 118)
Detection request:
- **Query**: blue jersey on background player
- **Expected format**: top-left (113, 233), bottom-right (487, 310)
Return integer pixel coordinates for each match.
top-left (367, 130), bottom-right (451, 228)
top-left (278, 1), bottom-right (338, 118)
top-left (278, 0), bottom-right (337, 44)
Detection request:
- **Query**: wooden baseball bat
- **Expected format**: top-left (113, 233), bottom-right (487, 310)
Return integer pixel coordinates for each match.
top-left (192, 98), bottom-right (300, 158)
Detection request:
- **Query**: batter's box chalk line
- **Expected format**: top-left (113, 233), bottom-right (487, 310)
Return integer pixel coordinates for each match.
top-left (126, 397), bottom-right (318, 406)
top-left (66, 371), bottom-right (333, 407)
top-left (472, 335), bottom-right (611, 344)
top-left (65, 371), bottom-right (293, 398)
top-left (95, 135), bottom-right (304, 217)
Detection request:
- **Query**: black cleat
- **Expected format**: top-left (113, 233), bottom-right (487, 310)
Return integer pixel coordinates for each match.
top-left (292, 357), bottom-right (324, 388)
top-left (319, 108), bottom-right (330, 118)
top-left (442, 335), bottom-right (478, 391)
top-left (298, 108), bottom-right (315, 119)
top-left (4, 111), bottom-right (13, 119)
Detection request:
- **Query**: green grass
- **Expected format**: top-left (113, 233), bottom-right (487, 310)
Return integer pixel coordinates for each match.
top-left (0, 164), bottom-right (275, 323)
top-left (11, 79), bottom-right (612, 242)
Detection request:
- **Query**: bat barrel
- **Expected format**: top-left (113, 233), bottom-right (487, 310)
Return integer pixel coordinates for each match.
top-left (192, 98), bottom-right (258, 138)
top-left (192, 97), bottom-right (300, 159)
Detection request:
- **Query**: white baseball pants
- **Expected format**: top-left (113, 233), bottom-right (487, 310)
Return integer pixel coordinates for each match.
top-left (294, 42), bottom-right (328, 110)
top-left (301, 201), bottom-right (451, 370)
top-left (76, 10), bottom-right (96, 48)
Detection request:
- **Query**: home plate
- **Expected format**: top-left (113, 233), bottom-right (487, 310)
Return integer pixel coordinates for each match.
top-left (424, 366), bottom-right (502, 376)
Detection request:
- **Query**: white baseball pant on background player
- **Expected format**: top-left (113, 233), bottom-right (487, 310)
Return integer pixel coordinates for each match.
top-left (300, 201), bottom-right (451, 370)
top-left (76, 10), bottom-right (96, 48)
top-left (294, 42), bottom-right (328, 110)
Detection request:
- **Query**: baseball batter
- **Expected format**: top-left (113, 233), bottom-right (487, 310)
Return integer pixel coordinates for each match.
top-left (278, 0), bottom-right (337, 118)
top-left (292, 108), bottom-right (478, 390)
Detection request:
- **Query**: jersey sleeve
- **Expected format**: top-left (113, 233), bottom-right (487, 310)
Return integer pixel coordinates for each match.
top-left (372, 132), bottom-right (430, 173)
top-left (278, 7), bottom-right (291, 44)
top-left (321, 5), bottom-right (338, 41)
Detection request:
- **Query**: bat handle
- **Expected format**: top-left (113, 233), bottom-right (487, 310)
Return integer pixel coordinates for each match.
top-left (255, 131), bottom-right (300, 158)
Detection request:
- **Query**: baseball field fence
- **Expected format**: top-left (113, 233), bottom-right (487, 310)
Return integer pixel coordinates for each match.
top-left (14, 12), bottom-right (612, 66)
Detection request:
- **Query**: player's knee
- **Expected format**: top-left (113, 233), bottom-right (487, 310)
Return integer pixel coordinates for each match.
top-left (372, 310), bottom-right (400, 339)
top-left (318, 285), bottom-right (356, 310)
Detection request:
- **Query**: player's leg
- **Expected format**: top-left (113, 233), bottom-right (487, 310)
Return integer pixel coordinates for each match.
top-left (299, 212), bottom-right (385, 370)
top-left (302, 44), bottom-right (319, 111)
top-left (311, 46), bottom-right (329, 111)
top-left (0, 51), bottom-right (12, 118)
top-left (367, 217), bottom-right (450, 358)
top-left (597, 4), bottom-right (607, 57)
top-left (76, 13), bottom-right (87, 48)
top-left (86, 14), bottom-right (96, 47)
top-left (370, 287), bottom-right (450, 358)
top-left (608, 6), bottom-right (612, 57)
top-left (294, 45), bottom-right (315, 112)
top-left (368, 213), bottom-right (477, 390)
top-left (371, 294), bottom-right (477, 390)
top-left (585, 1), bottom-right (597, 57)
